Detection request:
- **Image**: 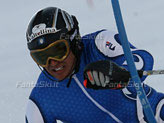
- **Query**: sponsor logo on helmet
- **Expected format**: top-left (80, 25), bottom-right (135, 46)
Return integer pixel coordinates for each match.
top-left (32, 23), bottom-right (46, 33)
top-left (105, 41), bottom-right (116, 51)
top-left (27, 23), bottom-right (61, 43)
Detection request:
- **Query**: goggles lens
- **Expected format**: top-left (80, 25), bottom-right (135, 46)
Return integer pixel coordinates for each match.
top-left (30, 40), bottom-right (69, 67)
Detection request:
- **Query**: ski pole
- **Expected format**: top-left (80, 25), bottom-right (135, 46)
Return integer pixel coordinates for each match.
top-left (111, 0), bottom-right (157, 122)
top-left (142, 69), bottom-right (164, 76)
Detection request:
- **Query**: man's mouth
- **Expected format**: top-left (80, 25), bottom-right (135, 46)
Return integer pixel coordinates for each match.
top-left (55, 66), bottom-right (64, 71)
top-left (52, 66), bottom-right (65, 72)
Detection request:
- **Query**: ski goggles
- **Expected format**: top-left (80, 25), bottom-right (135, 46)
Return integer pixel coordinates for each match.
top-left (30, 39), bottom-right (70, 67)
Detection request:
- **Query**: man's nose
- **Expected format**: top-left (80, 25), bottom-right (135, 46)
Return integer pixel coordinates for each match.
top-left (48, 59), bottom-right (58, 66)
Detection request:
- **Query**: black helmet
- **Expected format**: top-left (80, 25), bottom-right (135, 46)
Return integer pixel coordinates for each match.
top-left (26, 7), bottom-right (83, 57)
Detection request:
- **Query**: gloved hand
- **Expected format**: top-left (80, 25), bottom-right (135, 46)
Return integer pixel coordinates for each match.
top-left (83, 60), bottom-right (131, 90)
top-left (84, 70), bottom-right (110, 87)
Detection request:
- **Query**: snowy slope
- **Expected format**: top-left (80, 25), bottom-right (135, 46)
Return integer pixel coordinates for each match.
top-left (0, 0), bottom-right (163, 122)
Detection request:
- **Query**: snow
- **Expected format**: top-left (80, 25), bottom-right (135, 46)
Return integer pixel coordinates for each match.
top-left (0, 0), bottom-right (163, 122)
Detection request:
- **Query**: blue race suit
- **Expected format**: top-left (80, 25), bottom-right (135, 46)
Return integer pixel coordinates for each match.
top-left (26, 30), bottom-right (164, 123)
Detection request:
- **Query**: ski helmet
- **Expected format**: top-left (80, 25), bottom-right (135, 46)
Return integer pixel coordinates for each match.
top-left (26, 7), bottom-right (83, 58)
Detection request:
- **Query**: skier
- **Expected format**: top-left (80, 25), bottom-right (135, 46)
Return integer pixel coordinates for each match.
top-left (25, 7), bottom-right (164, 123)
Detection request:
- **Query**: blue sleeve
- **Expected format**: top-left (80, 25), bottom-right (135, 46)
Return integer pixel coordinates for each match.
top-left (82, 30), bottom-right (154, 82)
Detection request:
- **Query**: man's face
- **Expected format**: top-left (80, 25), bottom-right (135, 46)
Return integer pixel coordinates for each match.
top-left (45, 51), bottom-right (76, 81)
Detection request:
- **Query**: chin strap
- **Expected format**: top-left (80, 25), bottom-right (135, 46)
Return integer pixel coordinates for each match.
top-left (66, 54), bottom-right (81, 88)
top-left (66, 71), bottom-right (75, 87)
top-left (37, 64), bottom-right (58, 82)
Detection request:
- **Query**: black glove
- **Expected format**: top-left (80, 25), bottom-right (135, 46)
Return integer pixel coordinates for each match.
top-left (83, 60), bottom-right (131, 90)
top-left (84, 70), bottom-right (110, 87)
